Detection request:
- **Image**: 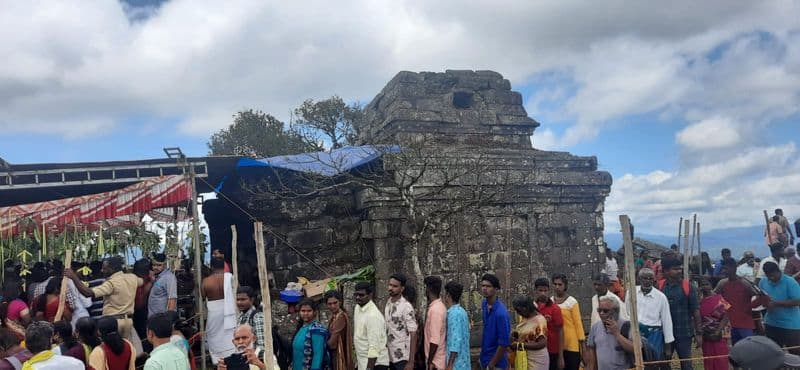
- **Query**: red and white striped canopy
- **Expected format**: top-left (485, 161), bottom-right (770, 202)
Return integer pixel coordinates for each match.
top-left (0, 175), bottom-right (191, 235)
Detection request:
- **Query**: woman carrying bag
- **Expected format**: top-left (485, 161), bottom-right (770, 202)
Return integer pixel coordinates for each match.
top-left (511, 296), bottom-right (548, 370)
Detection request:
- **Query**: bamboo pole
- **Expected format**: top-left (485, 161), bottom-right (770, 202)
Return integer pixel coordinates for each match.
top-left (696, 223), bottom-right (702, 277)
top-left (54, 249), bottom-right (72, 321)
top-left (254, 222), bottom-right (275, 370)
top-left (230, 225), bottom-right (239, 294)
top-left (683, 219), bottom-right (690, 280)
top-left (677, 217), bottom-right (683, 249)
top-left (189, 167), bottom-right (207, 370)
top-left (620, 215), bottom-right (643, 370)
top-left (689, 214), bottom-right (697, 277)
top-left (764, 210), bottom-right (771, 243)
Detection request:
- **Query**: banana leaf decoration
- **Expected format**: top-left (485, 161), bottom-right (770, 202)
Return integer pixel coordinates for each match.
top-left (18, 249), bottom-right (33, 277)
top-left (77, 265), bottom-right (92, 277)
top-left (97, 225), bottom-right (105, 258)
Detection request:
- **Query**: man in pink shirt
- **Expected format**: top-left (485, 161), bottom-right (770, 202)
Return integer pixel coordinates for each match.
top-left (423, 276), bottom-right (447, 370)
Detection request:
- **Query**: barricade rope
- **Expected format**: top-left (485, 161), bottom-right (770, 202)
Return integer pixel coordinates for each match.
top-left (624, 344), bottom-right (800, 369)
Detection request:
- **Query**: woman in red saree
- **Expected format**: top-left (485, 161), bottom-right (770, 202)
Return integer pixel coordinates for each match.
top-left (33, 278), bottom-right (71, 323)
top-left (699, 277), bottom-right (730, 370)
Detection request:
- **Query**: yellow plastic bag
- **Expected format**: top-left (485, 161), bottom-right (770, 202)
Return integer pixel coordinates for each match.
top-left (513, 342), bottom-right (527, 370)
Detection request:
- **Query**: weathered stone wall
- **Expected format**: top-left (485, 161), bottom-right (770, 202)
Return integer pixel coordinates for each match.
top-left (360, 70), bottom-right (539, 148)
top-left (207, 70), bottom-right (612, 350)
top-left (250, 189), bottom-right (369, 284)
top-left (357, 70), bottom-right (611, 340)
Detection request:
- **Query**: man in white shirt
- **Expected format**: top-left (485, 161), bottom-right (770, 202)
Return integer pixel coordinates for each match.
top-left (354, 282), bottom-right (390, 370)
top-left (22, 321), bottom-right (84, 370)
top-left (384, 273), bottom-right (418, 370)
top-left (737, 251), bottom-right (757, 282)
top-left (630, 268), bottom-right (674, 362)
top-left (756, 245), bottom-right (787, 283)
top-left (590, 273), bottom-right (628, 326)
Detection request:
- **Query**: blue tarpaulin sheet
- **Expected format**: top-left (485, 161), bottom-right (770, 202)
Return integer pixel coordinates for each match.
top-left (235, 145), bottom-right (400, 177)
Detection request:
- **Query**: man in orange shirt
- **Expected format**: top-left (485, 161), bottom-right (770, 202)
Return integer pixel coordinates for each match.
top-left (423, 276), bottom-right (446, 370)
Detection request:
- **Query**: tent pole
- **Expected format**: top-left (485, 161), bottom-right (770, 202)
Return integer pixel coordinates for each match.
top-left (189, 164), bottom-right (207, 370)
top-left (254, 222), bottom-right (275, 370)
top-left (231, 225), bottom-right (239, 294)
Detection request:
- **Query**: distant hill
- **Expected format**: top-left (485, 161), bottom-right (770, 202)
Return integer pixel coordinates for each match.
top-left (603, 225), bottom-right (774, 259)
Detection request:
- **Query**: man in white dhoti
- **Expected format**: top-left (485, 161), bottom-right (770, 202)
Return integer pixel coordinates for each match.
top-left (203, 257), bottom-right (238, 364)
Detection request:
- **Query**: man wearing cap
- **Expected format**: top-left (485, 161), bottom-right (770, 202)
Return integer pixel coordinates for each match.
top-left (729, 336), bottom-right (800, 369)
top-left (149, 253), bottom-right (178, 317)
top-left (758, 261), bottom-right (800, 354)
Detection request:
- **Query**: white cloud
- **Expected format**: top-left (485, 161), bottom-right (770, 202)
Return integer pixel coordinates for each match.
top-left (676, 117), bottom-right (741, 150)
top-left (607, 142), bottom-right (800, 234)
top-left (2, 0), bottom-right (800, 234)
top-left (2, 1), bottom-right (799, 140)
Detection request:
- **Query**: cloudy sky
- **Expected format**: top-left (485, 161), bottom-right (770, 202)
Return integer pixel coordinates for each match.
top-left (2, 0), bottom-right (799, 235)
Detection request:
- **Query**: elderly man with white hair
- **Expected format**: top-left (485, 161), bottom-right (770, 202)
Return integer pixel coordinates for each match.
top-left (217, 324), bottom-right (280, 370)
top-left (628, 267), bottom-right (674, 364)
top-left (585, 296), bottom-right (637, 370)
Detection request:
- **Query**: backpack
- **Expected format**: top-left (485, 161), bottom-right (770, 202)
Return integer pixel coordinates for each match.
top-left (657, 279), bottom-right (689, 296)
top-left (621, 321), bottom-right (659, 370)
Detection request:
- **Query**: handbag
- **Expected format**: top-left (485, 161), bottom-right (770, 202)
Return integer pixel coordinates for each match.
top-left (513, 342), bottom-right (527, 370)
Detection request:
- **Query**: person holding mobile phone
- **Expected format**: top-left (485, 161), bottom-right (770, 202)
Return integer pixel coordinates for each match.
top-left (585, 297), bottom-right (636, 370)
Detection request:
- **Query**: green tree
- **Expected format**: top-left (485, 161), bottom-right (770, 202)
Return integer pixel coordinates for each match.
top-left (208, 110), bottom-right (312, 157)
top-left (291, 95), bottom-right (364, 150)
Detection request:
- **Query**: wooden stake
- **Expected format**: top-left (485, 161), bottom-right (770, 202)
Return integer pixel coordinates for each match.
top-left (188, 169), bottom-right (206, 370)
top-left (696, 223), bottom-right (702, 277)
top-left (677, 217), bottom-right (683, 249)
top-left (54, 249), bottom-right (72, 321)
top-left (620, 215), bottom-right (643, 370)
top-left (689, 214), bottom-right (697, 277)
top-left (230, 225), bottom-right (239, 294)
top-left (764, 210), bottom-right (771, 242)
top-left (254, 222), bottom-right (275, 370)
top-left (683, 219), bottom-right (690, 281)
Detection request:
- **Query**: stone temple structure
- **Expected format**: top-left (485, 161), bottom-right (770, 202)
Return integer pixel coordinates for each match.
top-left (204, 70), bottom-right (612, 342)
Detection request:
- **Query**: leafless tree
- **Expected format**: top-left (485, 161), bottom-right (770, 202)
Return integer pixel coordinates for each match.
top-left (242, 140), bottom-right (530, 306)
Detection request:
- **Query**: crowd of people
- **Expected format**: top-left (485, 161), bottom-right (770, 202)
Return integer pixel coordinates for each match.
top-left (592, 209), bottom-right (800, 370)
top-left (0, 252), bottom-right (191, 370)
top-left (2, 209), bottom-right (800, 370)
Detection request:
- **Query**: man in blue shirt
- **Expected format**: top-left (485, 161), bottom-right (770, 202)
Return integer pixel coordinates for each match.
top-left (444, 281), bottom-right (470, 370)
top-left (479, 274), bottom-right (510, 370)
top-left (758, 261), bottom-right (800, 354)
top-left (712, 248), bottom-right (731, 278)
